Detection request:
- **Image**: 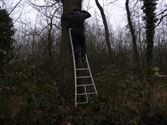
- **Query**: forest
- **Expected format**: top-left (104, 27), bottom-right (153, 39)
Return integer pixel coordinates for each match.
top-left (1, 0), bottom-right (167, 125)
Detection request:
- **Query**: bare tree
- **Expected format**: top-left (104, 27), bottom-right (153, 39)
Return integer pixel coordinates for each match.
top-left (141, 0), bottom-right (158, 76)
top-left (30, 0), bottom-right (61, 60)
top-left (125, 0), bottom-right (140, 69)
top-left (95, 0), bottom-right (112, 61)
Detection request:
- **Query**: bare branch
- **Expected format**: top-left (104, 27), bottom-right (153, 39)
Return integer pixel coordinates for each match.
top-left (156, 13), bottom-right (167, 27)
top-left (13, 5), bottom-right (26, 24)
top-left (0, 0), bottom-right (6, 8)
top-left (29, 1), bottom-right (62, 20)
top-left (132, 0), bottom-right (139, 10)
top-left (52, 23), bottom-right (62, 30)
top-left (29, 1), bottom-right (58, 8)
top-left (155, 7), bottom-right (167, 27)
top-left (156, 8), bottom-right (167, 17)
top-left (9, 0), bottom-right (23, 15)
top-left (107, 0), bottom-right (119, 5)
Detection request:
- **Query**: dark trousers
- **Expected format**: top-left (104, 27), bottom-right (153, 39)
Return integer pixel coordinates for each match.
top-left (71, 32), bottom-right (86, 60)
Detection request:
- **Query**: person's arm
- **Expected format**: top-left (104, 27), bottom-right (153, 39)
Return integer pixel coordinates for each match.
top-left (68, 10), bottom-right (91, 20)
top-left (81, 10), bottom-right (91, 19)
top-left (68, 13), bottom-right (79, 20)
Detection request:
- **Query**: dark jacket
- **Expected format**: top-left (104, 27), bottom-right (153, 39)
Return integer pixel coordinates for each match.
top-left (68, 10), bottom-right (91, 34)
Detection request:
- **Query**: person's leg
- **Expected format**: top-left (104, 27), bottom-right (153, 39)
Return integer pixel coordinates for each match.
top-left (71, 33), bottom-right (79, 61)
top-left (80, 34), bottom-right (86, 62)
top-left (72, 33), bottom-right (81, 62)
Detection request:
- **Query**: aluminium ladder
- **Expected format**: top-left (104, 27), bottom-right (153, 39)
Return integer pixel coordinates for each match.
top-left (69, 28), bottom-right (98, 107)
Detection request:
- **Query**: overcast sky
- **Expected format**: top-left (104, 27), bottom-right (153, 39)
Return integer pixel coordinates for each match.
top-left (83, 0), bottom-right (126, 31)
top-left (0, 0), bottom-right (167, 32)
top-left (0, 0), bottom-right (126, 31)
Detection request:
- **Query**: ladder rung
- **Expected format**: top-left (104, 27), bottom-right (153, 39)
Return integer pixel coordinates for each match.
top-left (77, 84), bottom-right (94, 87)
top-left (77, 93), bottom-right (86, 95)
top-left (76, 102), bottom-right (88, 105)
top-left (77, 76), bottom-right (91, 79)
top-left (87, 92), bottom-right (97, 95)
top-left (76, 68), bottom-right (88, 71)
top-left (77, 92), bottom-right (97, 96)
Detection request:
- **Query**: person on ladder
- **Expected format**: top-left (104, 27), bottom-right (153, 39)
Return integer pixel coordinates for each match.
top-left (68, 9), bottom-right (91, 63)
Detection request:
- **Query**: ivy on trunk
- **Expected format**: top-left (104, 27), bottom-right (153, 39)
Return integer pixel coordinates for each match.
top-left (0, 9), bottom-right (14, 78)
top-left (141, 0), bottom-right (158, 76)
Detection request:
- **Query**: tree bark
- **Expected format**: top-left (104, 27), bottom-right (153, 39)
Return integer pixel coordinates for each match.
top-left (95, 0), bottom-right (113, 62)
top-left (47, 20), bottom-right (53, 58)
top-left (59, 0), bottom-right (82, 101)
top-left (125, 0), bottom-right (140, 70)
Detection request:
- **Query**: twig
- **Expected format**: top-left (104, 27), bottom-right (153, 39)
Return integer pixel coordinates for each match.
top-left (156, 13), bottom-right (167, 27)
top-left (9, 0), bottom-right (23, 15)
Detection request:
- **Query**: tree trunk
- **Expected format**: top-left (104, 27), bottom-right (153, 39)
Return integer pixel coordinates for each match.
top-left (59, 0), bottom-right (82, 101)
top-left (47, 20), bottom-right (53, 58)
top-left (95, 0), bottom-right (113, 62)
top-left (125, 0), bottom-right (140, 71)
top-left (141, 0), bottom-right (157, 76)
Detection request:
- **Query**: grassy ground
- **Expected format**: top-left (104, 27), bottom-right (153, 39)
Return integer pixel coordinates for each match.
top-left (1, 62), bottom-right (167, 125)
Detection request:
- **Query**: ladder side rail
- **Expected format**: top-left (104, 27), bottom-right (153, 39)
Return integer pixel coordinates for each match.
top-left (84, 86), bottom-right (88, 103)
top-left (69, 28), bottom-right (77, 107)
top-left (85, 54), bottom-right (98, 95)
